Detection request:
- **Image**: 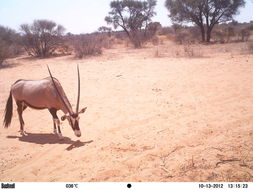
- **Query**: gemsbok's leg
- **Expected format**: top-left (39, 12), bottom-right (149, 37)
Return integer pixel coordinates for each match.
top-left (17, 101), bottom-right (27, 136)
top-left (49, 108), bottom-right (63, 139)
top-left (53, 121), bottom-right (57, 134)
top-left (51, 113), bottom-right (57, 134)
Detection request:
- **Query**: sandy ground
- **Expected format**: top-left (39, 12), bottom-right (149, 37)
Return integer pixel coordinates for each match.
top-left (0, 41), bottom-right (253, 182)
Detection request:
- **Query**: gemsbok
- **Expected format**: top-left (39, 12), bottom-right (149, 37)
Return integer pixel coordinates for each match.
top-left (3, 65), bottom-right (87, 139)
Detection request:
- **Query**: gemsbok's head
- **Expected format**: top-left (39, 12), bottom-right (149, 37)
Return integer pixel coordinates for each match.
top-left (47, 65), bottom-right (87, 137)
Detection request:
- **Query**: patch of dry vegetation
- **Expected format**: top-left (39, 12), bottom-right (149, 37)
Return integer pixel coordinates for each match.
top-left (72, 34), bottom-right (103, 59)
top-left (0, 26), bottom-right (22, 67)
top-left (248, 42), bottom-right (253, 53)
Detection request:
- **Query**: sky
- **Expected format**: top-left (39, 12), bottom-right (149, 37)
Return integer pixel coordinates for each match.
top-left (0, 0), bottom-right (253, 34)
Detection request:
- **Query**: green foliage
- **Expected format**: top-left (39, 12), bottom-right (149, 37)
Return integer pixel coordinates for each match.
top-left (165, 0), bottom-right (245, 42)
top-left (105, 0), bottom-right (157, 48)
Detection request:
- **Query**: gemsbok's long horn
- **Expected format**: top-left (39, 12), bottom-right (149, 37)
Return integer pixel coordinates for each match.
top-left (47, 65), bottom-right (72, 115)
top-left (76, 64), bottom-right (80, 113)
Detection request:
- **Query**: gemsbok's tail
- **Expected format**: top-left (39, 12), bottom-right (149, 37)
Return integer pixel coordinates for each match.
top-left (3, 91), bottom-right (13, 128)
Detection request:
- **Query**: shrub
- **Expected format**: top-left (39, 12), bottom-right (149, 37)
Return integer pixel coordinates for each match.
top-left (213, 30), bottom-right (226, 43)
top-left (159, 27), bottom-right (173, 36)
top-left (248, 42), bottom-right (253, 53)
top-left (183, 44), bottom-right (194, 57)
top-left (20, 19), bottom-right (65, 58)
top-left (58, 43), bottom-right (72, 55)
top-left (151, 36), bottom-right (159, 46)
top-left (98, 26), bottom-right (112, 37)
top-left (0, 26), bottom-right (22, 66)
top-left (174, 32), bottom-right (188, 44)
top-left (0, 41), bottom-right (10, 66)
top-left (239, 29), bottom-right (250, 42)
top-left (73, 34), bottom-right (102, 58)
top-left (224, 26), bottom-right (235, 42)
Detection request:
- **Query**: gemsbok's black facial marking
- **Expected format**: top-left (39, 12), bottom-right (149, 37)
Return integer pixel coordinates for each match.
top-left (71, 113), bottom-right (78, 118)
top-left (47, 65), bottom-right (84, 138)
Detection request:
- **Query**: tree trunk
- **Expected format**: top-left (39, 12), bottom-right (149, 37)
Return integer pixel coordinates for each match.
top-left (130, 31), bottom-right (142, 48)
top-left (206, 25), bottom-right (214, 43)
top-left (206, 29), bottom-right (211, 42)
top-left (200, 25), bottom-right (205, 42)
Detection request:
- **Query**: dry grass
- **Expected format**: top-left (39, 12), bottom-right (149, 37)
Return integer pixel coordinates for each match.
top-left (73, 34), bottom-right (103, 58)
top-left (248, 42), bottom-right (253, 53)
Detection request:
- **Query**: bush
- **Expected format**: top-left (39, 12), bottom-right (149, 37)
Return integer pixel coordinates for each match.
top-left (213, 30), bottom-right (226, 43)
top-left (158, 27), bottom-right (173, 36)
top-left (0, 26), bottom-right (22, 66)
top-left (57, 43), bottom-right (72, 55)
top-left (224, 26), bottom-right (235, 42)
top-left (183, 44), bottom-right (194, 57)
top-left (73, 34), bottom-right (102, 58)
top-left (172, 43), bottom-right (203, 58)
top-left (174, 32), bottom-right (189, 44)
top-left (239, 29), bottom-right (250, 42)
top-left (172, 27), bottom-right (200, 44)
top-left (248, 42), bottom-right (253, 53)
top-left (188, 27), bottom-right (202, 43)
top-left (0, 41), bottom-right (10, 66)
top-left (98, 26), bottom-right (112, 37)
top-left (20, 19), bottom-right (65, 58)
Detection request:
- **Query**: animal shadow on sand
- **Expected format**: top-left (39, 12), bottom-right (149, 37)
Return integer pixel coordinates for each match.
top-left (7, 133), bottom-right (93, 151)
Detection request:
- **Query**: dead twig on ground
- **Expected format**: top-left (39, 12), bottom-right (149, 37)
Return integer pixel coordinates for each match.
top-left (163, 146), bottom-right (184, 158)
top-left (160, 165), bottom-right (170, 173)
top-left (216, 158), bottom-right (241, 167)
top-left (157, 128), bottom-right (170, 134)
top-left (211, 147), bottom-right (223, 152)
top-left (160, 165), bottom-right (173, 178)
top-left (191, 156), bottom-right (195, 168)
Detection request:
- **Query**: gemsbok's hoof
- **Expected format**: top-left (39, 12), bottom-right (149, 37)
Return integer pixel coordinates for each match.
top-left (20, 130), bottom-right (27, 136)
top-left (53, 129), bottom-right (57, 134)
top-left (58, 133), bottom-right (64, 140)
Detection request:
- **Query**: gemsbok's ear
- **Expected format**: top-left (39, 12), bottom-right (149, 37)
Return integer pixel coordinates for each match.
top-left (79, 107), bottom-right (87, 114)
top-left (61, 115), bottom-right (67, 121)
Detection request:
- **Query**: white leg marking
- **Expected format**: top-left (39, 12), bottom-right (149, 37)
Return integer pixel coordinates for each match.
top-left (20, 130), bottom-right (27, 136)
top-left (53, 119), bottom-right (60, 135)
top-left (58, 133), bottom-right (63, 140)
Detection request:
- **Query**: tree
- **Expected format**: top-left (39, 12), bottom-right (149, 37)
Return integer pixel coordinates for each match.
top-left (98, 26), bottom-right (112, 37)
top-left (172, 23), bottom-right (182, 34)
top-left (105, 0), bottom-right (157, 48)
top-left (98, 26), bottom-right (112, 33)
top-left (165, 0), bottom-right (245, 42)
top-left (20, 19), bottom-right (65, 57)
top-left (146, 22), bottom-right (162, 35)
